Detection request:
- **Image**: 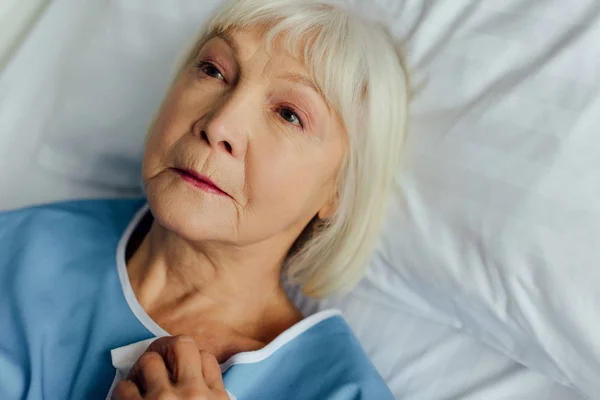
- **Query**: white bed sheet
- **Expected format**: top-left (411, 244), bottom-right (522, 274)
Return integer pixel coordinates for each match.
top-left (0, 0), bottom-right (48, 69)
top-left (0, 1), bottom-right (584, 399)
top-left (312, 290), bottom-right (582, 400)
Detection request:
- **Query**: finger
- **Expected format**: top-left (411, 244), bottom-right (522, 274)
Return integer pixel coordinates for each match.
top-left (128, 351), bottom-right (170, 394)
top-left (199, 350), bottom-right (225, 390)
top-left (112, 380), bottom-right (142, 400)
top-left (149, 336), bottom-right (203, 384)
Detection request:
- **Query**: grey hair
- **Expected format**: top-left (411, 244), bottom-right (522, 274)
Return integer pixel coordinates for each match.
top-left (177, 0), bottom-right (408, 298)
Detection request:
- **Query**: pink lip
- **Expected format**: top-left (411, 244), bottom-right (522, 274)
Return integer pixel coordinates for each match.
top-left (174, 168), bottom-right (229, 197)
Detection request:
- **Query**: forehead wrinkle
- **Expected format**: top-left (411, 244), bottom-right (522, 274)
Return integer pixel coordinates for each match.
top-left (216, 31), bottom-right (240, 55)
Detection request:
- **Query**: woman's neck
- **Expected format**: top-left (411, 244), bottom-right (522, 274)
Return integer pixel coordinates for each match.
top-left (126, 217), bottom-right (303, 347)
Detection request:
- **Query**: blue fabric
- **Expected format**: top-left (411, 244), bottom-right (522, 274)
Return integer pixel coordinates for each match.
top-left (0, 199), bottom-right (152, 399)
top-left (0, 198), bottom-right (393, 399)
top-left (223, 315), bottom-right (394, 399)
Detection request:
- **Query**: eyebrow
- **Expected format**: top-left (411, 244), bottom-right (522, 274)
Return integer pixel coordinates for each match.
top-left (216, 32), bottom-right (325, 101)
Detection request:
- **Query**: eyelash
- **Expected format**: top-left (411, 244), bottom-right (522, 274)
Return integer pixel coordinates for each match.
top-left (194, 61), bottom-right (225, 81)
top-left (276, 106), bottom-right (304, 129)
top-left (195, 61), bottom-right (304, 129)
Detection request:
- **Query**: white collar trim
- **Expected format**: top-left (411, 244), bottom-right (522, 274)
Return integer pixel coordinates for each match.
top-left (219, 308), bottom-right (342, 372)
top-left (116, 203), bottom-right (169, 338)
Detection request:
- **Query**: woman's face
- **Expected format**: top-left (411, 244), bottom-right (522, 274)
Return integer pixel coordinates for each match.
top-left (143, 28), bottom-right (346, 248)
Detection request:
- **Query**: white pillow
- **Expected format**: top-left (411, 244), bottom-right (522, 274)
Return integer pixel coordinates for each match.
top-left (1, 0), bottom-right (599, 397)
top-left (0, 0), bottom-right (48, 68)
top-left (360, 0), bottom-right (600, 396)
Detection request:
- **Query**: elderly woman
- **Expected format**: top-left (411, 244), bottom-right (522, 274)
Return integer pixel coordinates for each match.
top-left (0, 0), bottom-right (407, 398)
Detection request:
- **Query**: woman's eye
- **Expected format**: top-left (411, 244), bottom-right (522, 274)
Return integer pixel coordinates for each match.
top-left (279, 108), bottom-right (303, 128)
top-left (196, 62), bottom-right (225, 81)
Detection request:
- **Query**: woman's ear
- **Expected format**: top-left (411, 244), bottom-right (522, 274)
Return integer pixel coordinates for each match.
top-left (317, 193), bottom-right (337, 220)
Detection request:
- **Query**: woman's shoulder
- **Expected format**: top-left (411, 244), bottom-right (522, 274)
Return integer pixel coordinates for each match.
top-left (298, 312), bottom-right (394, 396)
top-left (0, 197), bottom-right (152, 400)
top-left (0, 197), bottom-right (147, 268)
top-left (223, 310), bottom-right (395, 399)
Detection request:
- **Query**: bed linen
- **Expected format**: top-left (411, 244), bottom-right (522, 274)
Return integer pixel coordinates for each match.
top-left (0, 1), bottom-right (593, 398)
top-left (0, 0), bottom-right (48, 68)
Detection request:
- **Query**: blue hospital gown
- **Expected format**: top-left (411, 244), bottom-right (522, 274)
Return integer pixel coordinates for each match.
top-left (0, 198), bottom-right (394, 399)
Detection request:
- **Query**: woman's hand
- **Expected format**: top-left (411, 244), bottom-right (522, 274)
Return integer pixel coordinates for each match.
top-left (112, 336), bottom-right (230, 400)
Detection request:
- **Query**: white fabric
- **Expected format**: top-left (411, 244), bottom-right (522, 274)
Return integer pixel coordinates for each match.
top-left (363, 1), bottom-right (600, 396)
top-left (0, 0), bottom-right (48, 68)
top-left (0, 0), bottom-right (597, 398)
top-left (308, 289), bottom-right (582, 400)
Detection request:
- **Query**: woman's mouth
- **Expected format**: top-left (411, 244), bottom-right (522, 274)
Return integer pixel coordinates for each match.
top-left (173, 168), bottom-right (229, 197)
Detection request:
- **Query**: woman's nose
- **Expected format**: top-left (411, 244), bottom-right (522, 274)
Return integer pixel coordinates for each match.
top-left (193, 94), bottom-right (250, 159)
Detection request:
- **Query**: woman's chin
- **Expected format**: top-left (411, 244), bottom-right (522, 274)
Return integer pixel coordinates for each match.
top-left (144, 177), bottom-right (234, 242)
